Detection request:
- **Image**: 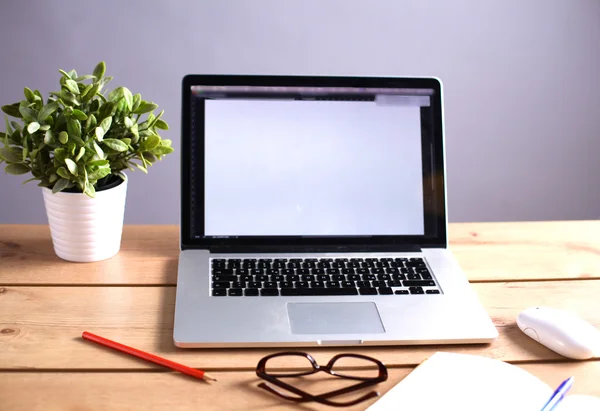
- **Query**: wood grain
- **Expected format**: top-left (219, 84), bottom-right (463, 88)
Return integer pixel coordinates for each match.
top-left (2, 361), bottom-right (599, 411)
top-left (1, 281), bottom-right (599, 370)
top-left (2, 221), bottom-right (599, 285)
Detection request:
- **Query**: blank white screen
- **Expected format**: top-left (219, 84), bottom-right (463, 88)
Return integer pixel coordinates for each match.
top-left (204, 99), bottom-right (424, 236)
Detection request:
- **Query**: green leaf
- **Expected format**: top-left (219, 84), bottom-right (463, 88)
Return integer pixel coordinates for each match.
top-left (59, 69), bottom-right (71, 78)
top-left (93, 141), bottom-right (105, 159)
top-left (85, 114), bottom-right (97, 131)
top-left (24, 87), bottom-right (35, 102)
top-left (102, 138), bottom-right (128, 152)
top-left (0, 147), bottom-right (22, 162)
top-left (52, 178), bottom-right (70, 194)
top-left (124, 117), bottom-right (133, 128)
top-left (88, 159), bottom-right (109, 166)
top-left (39, 124), bottom-right (50, 131)
top-left (23, 145), bottom-right (28, 161)
top-left (140, 134), bottom-right (160, 151)
top-left (100, 116), bottom-right (112, 132)
top-left (10, 121), bottom-right (22, 132)
top-left (58, 131), bottom-right (68, 144)
top-left (27, 122), bottom-right (40, 134)
top-left (88, 166), bottom-right (111, 180)
top-left (61, 91), bottom-right (80, 106)
top-left (93, 61), bottom-right (106, 79)
top-left (1, 103), bottom-right (22, 118)
top-left (38, 101), bottom-right (59, 122)
top-left (75, 75), bottom-right (96, 82)
top-left (122, 87), bottom-right (133, 111)
top-left (132, 93), bottom-right (141, 112)
top-left (48, 174), bottom-right (58, 183)
top-left (130, 123), bottom-right (139, 142)
top-left (67, 118), bottom-right (81, 138)
top-left (84, 181), bottom-right (96, 198)
top-left (82, 84), bottom-right (99, 102)
top-left (95, 127), bottom-right (105, 141)
top-left (71, 109), bottom-right (88, 121)
top-left (133, 101), bottom-right (158, 114)
top-left (65, 79), bottom-right (80, 94)
top-left (152, 145), bottom-right (175, 156)
top-left (67, 69), bottom-right (78, 79)
top-left (56, 166), bottom-right (69, 179)
top-left (44, 130), bottom-right (54, 144)
top-left (154, 119), bottom-right (169, 130)
top-left (54, 148), bottom-right (68, 162)
top-left (5, 163), bottom-right (30, 175)
top-left (19, 106), bottom-right (37, 122)
top-left (64, 158), bottom-right (78, 175)
top-left (75, 146), bottom-right (85, 162)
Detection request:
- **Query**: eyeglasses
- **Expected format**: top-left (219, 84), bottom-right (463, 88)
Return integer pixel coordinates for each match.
top-left (255, 351), bottom-right (388, 407)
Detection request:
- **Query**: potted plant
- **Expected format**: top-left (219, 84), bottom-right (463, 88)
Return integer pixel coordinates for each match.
top-left (0, 61), bottom-right (174, 262)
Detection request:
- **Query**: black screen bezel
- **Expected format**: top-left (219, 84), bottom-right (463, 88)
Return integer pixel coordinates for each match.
top-left (180, 75), bottom-right (446, 252)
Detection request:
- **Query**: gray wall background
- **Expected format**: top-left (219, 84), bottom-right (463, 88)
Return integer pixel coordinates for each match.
top-left (1, 0), bottom-right (599, 224)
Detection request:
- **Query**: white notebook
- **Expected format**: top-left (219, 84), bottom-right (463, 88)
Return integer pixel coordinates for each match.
top-left (367, 352), bottom-right (600, 411)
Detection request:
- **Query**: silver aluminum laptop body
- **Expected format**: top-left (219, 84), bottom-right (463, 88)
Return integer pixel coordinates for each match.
top-left (173, 75), bottom-right (498, 348)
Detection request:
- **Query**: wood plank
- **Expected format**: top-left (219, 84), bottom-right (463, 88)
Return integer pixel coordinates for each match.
top-left (1, 361), bottom-right (599, 411)
top-left (450, 220), bottom-right (600, 282)
top-left (1, 281), bottom-right (599, 370)
top-left (1, 221), bottom-right (599, 285)
top-left (0, 224), bottom-right (179, 285)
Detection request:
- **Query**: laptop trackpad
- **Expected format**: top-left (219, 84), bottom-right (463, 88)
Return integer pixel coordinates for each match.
top-left (287, 302), bottom-right (385, 334)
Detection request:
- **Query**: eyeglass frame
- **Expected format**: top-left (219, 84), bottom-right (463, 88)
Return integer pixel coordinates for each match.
top-left (255, 351), bottom-right (388, 407)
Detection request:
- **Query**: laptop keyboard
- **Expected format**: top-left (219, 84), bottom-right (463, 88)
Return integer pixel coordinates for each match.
top-left (210, 257), bottom-right (440, 297)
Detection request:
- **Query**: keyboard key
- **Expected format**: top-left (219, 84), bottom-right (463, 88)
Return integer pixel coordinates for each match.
top-left (248, 282), bottom-right (261, 289)
top-left (386, 267), bottom-right (400, 274)
top-left (311, 281), bottom-right (325, 288)
top-left (212, 281), bottom-right (230, 289)
top-left (333, 274), bottom-right (345, 281)
top-left (282, 268), bottom-right (295, 275)
top-left (356, 281), bottom-right (370, 288)
top-left (362, 274), bottom-right (376, 281)
top-left (239, 274), bottom-right (252, 282)
top-left (395, 290), bottom-right (409, 295)
top-left (256, 275), bottom-right (269, 282)
top-left (403, 280), bottom-right (436, 287)
top-left (426, 290), bottom-right (441, 294)
top-left (296, 281), bottom-right (309, 288)
top-left (421, 272), bottom-right (433, 280)
top-left (407, 273), bottom-right (421, 280)
top-left (372, 280), bottom-right (387, 288)
top-left (264, 281), bottom-right (277, 288)
top-left (285, 275), bottom-right (300, 282)
top-left (341, 281), bottom-right (355, 288)
top-left (228, 289), bottom-right (243, 296)
top-left (371, 267), bottom-right (384, 275)
top-left (261, 289), bottom-right (279, 296)
top-left (348, 274), bottom-right (361, 281)
top-left (270, 275), bottom-right (284, 282)
top-left (281, 288), bottom-right (358, 296)
top-left (359, 288), bottom-right (378, 295)
top-left (279, 281), bottom-right (294, 288)
top-left (244, 289), bottom-right (259, 296)
top-left (297, 268), bottom-right (310, 275)
top-left (212, 289), bottom-right (226, 296)
top-left (317, 274), bottom-right (329, 281)
top-left (231, 282), bottom-right (245, 288)
top-left (388, 280), bottom-right (403, 287)
top-left (378, 287), bottom-right (393, 295)
top-left (409, 286), bottom-right (424, 295)
top-left (326, 268), bottom-right (339, 275)
top-left (301, 274), bottom-right (315, 282)
top-left (392, 274), bottom-right (406, 281)
top-left (357, 268), bottom-right (369, 275)
top-left (326, 281), bottom-right (340, 288)
top-left (378, 274), bottom-right (391, 281)
top-left (212, 275), bottom-right (237, 282)
top-left (342, 268), bottom-right (355, 275)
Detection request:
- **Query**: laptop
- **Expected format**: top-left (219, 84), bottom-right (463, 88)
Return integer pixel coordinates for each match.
top-left (173, 74), bottom-right (498, 348)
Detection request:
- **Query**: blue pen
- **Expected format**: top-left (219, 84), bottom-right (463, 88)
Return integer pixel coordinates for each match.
top-left (540, 376), bottom-right (574, 411)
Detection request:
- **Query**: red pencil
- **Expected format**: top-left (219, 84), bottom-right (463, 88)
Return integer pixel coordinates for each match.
top-left (81, 331), bottom-right (217, 382)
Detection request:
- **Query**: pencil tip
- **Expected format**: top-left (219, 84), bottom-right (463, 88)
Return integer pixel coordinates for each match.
top-left (203, 373), bottom-right (217, 382)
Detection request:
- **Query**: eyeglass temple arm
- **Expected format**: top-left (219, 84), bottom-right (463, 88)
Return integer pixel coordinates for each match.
top-left (258, 382), bottom-right (379, 407)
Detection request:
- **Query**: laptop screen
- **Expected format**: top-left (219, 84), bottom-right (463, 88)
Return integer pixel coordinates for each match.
top-left (181, 76), bottom-right (446, 251)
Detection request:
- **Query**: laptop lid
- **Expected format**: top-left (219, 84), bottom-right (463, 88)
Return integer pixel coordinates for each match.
top-left (180, 75), bottom-right (446, 253)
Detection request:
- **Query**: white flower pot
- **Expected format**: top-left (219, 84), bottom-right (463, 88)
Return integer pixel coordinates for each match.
top-left (42, 175), bottom-right (128, 263)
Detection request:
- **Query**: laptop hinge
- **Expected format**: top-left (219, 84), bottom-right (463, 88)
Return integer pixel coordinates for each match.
top-left (200, 244), bottom-right (422, 254)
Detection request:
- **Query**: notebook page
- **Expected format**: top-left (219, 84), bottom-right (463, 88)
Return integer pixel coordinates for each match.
top-left (367, 352), bottom-right (552, 411)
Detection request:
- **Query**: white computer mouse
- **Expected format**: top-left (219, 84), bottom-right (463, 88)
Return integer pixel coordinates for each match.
top-left (517, 306), bottom-right (600, 360)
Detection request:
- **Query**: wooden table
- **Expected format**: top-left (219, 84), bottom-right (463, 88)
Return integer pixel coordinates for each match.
top-left (1, 221), bottom-right (599, 410)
